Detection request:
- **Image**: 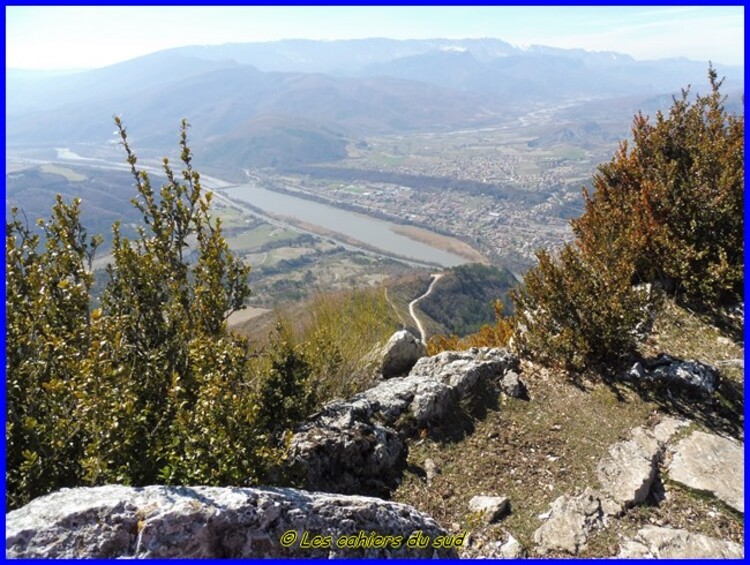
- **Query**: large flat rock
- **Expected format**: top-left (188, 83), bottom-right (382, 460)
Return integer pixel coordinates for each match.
top-left (618, 526), bottom-right (743, 558)
top-left (6, 485), bottom-right (456, 558)
top-left (667, 430), bottom-right (744, 513)
top-left (596, 426), bottom-right (661, 511)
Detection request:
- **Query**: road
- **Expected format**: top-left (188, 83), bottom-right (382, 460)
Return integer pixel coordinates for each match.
top-left (409, 273), bottom-right (443, 343)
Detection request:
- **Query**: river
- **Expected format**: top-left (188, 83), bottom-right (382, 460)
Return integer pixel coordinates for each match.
top-left (15, 147), bottom-right (470, 268)
top-left (222, 184), bottom-right (468, 267)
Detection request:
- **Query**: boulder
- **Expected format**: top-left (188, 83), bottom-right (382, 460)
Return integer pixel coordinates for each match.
top-left (499, 370), bottom-right (527, 398)
top-left (468, 495), bottom-right (510, 525)
top-left (596, 426), bottom-right (661, 511)
top-left (6, 485), bottom-right (457, 558)
top-left (667, 430), bottom-right (744, 513)
top-left (498, 534), bottom-right (524, 558)
top-left (409, 347), bottom-right (519, 398)
top-left (532, 488), bottom-right (608, 555)
top-left (380, 330), bottom-right (426, 378)
top-left (627, 355), bottom-right (718, 394)
top-left (424, 458), bottom-right (439, 484)
top-left (618, 526), bottom-right (743, 558)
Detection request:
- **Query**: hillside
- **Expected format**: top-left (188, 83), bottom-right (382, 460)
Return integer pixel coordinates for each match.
top-left (7, 296), bottom-right (744, 558)
top-left (7, 56), bottom-right (503, 151)
top-left (6, 164), bottom-right (142, 250)
top-left (416, 263), bottom-right (517, 337)
top-left (382, 264), bottom-right (518, 340)
top-left (7, 38), bottom-right (743, 174)
top-left (202, 115), bottom-right (349, 169)
top-left (391, 298), bottom-right (744, 557)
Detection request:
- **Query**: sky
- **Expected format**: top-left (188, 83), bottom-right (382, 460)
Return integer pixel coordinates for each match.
top-left (6, 5), bottom-right (745, 70)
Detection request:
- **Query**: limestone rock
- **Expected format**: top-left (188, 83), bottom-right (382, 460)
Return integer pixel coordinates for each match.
top-left (6, 485), bottom-right (457, 558)
top-left (618, 526), bottom-right (743, 558)
top-left (288, 348), bottom-right (518, 495)
top-left (651, 416), bottom-right (690, 446)
top-left (380, 330), bottom-right (426, 378)
top-left (424, 458), bottom-right (439, 484)
top-left (627, 355), bottom-right (718, 394)
top-left (628, 362), bottom-right (647, 380)
top-left (499, 370), bottom-right (526, 398)
top-left (468, 495), bottom-right (510, 524)
top-left (596, 426), bottom-right (661, 511)
top-left (355, 375), bottom-right (456, 425)
top-left (532, 488), bottom-right (606, 555)
top-left (459, 532), bottom-right (524, 559)
top-left (667, 430), bottom-right (744, 513)
top-left (498, 534), bottom-right (524, 558)
top-left (409, 347), bottom-right (519, 397)
top-left (288, 403), bottom-right (406, 497)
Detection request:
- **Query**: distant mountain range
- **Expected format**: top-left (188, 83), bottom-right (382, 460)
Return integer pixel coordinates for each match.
top-left (7, 38), bottom-right (743, 170)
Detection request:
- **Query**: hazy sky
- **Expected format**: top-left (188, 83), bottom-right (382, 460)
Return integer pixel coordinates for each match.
top-left (6, 6), bottom-right (745, 70)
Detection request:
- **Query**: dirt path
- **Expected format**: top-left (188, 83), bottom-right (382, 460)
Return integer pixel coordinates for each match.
top-left (409, 273), bottom-right (443, 343)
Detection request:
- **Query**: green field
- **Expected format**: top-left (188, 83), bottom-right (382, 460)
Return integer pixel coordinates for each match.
top-left (213, 203), bottom-right (257, 228)
top-left (227, 224), bottom-right (301, 251)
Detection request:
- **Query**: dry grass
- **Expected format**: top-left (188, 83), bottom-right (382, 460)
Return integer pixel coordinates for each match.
top-left (276, 286), bottom-right (401, 401)
top-left (390, 224), bottom-right (488, 263)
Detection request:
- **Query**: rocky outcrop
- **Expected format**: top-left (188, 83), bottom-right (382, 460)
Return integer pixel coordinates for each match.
top-left (534, 417), bottom-right (695, 556)
top-left (408, 348), bottom-right (520, 398)
top-left (667, 430), bottom-right (744, 513)
top-left (532, 488), bottom-right (613, 555)
top-left (288, 347), bottom-right (519, 495)
top-left (596, 426), bottom-right (661, 512)
top-left (6, 485), bottom-right (457, 558)
top-left (379, 330), bottom-right (427, 378)
top-left (286, 401), bottom-right (407, 497)
top-left (627, 355), bottom-right (718, 394)
top-left (618, 526), bottom-right (744, 558)
top-left (651, 416), bottom-right (690, 445)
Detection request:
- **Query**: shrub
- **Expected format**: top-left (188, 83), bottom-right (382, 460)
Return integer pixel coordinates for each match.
top-left (511, 68), bottom-right (742, 369)
top-left (573, 67), bottom-right (743, 307)
top-left (5, 120), bottom-right (292, 509)
top-left (511, 246), bottom-right (649, 370)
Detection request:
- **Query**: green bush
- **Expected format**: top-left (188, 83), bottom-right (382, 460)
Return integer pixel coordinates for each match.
top-left (5, 120), bottom-right (309, 509)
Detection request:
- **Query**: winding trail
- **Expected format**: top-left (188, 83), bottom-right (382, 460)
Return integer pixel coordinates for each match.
top-left (409, 273), bottom-right (443, 343)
